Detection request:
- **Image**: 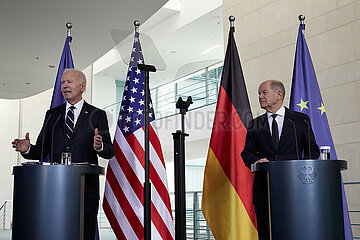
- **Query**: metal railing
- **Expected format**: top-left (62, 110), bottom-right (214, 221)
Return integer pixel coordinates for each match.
top-left (153, 62), bottom-right (222, 120)
top-left (170, 191), bottom-right (215, 240)
top-left (0, 200), bottom-right (12, 230)
top-left (97, 191), bottom-right (215, 239)
top-left (344, 181), bottom-right (360, 239)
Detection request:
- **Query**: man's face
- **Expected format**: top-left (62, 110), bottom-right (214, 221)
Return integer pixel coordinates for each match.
top-left (258, 81), bottom-right (281, 112)
top-left (61, 70), bottom-right (85, 104)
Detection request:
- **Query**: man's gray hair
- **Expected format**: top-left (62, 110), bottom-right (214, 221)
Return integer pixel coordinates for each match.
top-left (270, 80), bottom-right (285, 99)
top-left (62, 68), bottom-right (87, 86)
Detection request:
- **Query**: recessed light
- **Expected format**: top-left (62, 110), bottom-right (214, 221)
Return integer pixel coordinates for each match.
top-left (25, 82), bottom-right (31, 85)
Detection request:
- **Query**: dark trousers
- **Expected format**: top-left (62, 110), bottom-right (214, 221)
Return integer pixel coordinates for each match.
top-left (84, 199), bottom-right (99, 240)
top-left (255, 204), bottom-right (270, 240)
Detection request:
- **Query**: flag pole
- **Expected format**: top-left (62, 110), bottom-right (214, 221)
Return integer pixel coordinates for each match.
top-left (66, 22), bottom-right (72, 37)
top-left (298, 14), bottom-right (305, 25)
top-left (135, 20), bottom-right (157, 240)
top-left (229, 15), bottom-right (235, 29)
top-left (201, 15), bottom-right (257, 240)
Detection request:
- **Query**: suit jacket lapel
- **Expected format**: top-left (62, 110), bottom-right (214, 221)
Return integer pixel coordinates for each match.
top-left (57, 104), bottom-right (66, 138)
top-left (278, 108), bottom-right (292, 149)
top-left (71, 101), bottom-right (90, 140)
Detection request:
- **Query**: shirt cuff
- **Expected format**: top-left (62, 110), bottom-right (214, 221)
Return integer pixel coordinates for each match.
top-left (94, 143), bottom-right (103, 152)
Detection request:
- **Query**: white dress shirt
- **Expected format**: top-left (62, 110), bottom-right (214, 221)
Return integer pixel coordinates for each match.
top-left (267, 106), bottom-right (285, 140)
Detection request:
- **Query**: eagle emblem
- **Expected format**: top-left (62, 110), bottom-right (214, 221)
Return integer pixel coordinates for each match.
top-left (298, 165), bottom-right (316, 184)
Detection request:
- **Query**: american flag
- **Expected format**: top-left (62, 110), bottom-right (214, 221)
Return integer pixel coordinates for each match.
top-left (103, 31), bottom-right (175, 240)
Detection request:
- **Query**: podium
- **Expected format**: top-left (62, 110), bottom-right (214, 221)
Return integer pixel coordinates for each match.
top-left (252, 159), bottom-right (347, 240)
top-left (12, 164), bottom-right (105, 240)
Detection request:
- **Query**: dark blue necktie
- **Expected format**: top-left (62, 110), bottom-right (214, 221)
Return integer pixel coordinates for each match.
top-left (65, 106), bottom-right (75, 139)
top-left (272, 114), bottom-right (279, 149)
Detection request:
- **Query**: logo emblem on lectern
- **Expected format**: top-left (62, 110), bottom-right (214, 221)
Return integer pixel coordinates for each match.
top-left (298, 165), bottom-right (316, 184)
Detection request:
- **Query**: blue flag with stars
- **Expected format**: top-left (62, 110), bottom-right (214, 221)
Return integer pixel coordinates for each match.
top-left (50, 36), bottom-right (74, 109)
top-left (289, 23), bottom-right (353, 239)
top-left (42, 36), bottom-right (74, 164)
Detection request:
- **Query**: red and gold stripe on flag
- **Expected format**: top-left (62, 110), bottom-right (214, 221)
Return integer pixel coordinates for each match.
top-left (201, 24), bottom-right (257, 240)
top-left (202, 86), bottom-right (257, 239)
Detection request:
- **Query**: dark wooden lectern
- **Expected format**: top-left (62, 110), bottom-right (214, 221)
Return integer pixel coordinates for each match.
top-left (252, 159), bottom-right (347, 240)
top-left (12, 164), bottom-right (104, 240)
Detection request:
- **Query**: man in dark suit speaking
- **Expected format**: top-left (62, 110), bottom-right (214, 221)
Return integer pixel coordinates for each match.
top-left (12, 69), bottom-right (115, 240)
top-left (241, 80), bottom-right (320, 240)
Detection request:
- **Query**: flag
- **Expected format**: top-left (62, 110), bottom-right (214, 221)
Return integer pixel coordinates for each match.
top-left (103, 31), bottom-right (174, 240)
top-left (41, 36), bottom-right (74, 164)
top-left (50, 36), bottom-right (74, 109)
top-left (201, 25), bottom-right (258, 239)
top-left (289, 23), bottom-right (353, 240)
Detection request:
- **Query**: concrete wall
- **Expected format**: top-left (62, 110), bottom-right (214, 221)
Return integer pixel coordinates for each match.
top-left (223, 0), bottom-right (360, 234)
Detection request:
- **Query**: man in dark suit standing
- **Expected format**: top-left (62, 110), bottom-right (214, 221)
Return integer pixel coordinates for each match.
top-left (241, 80), bottom-right (320, 240)
top-left (12, 69), bottom-right (115, 240)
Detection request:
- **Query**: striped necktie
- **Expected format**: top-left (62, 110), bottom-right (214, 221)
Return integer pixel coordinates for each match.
top-left (65, 106), bottom-right (75, 139)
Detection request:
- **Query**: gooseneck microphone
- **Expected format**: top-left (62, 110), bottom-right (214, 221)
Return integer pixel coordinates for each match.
top-left (288, 119), bottom-right (299, 160)
top-left (304, 119), bottom-right (311, 159)
top-left (50, 114), bottom-right (62, 165)
top-left (40, 113), bottom-right (52, 164)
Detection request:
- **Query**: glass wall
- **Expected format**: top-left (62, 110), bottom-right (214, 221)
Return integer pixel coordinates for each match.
top-left (152, 62), bottom-right (223, 119)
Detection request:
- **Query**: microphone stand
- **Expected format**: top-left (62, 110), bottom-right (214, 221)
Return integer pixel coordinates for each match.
top-left (40, 113), bottom-right (52, 164)
top-left (137, 63), bottom-right (156, 240)
top-left (288, 119), bottom-right (299, 160)
top-left (304, 119), bottom-right (311, 159)
top-left (173, 96), bottom-right (192, 240)
top-left (50, 114), bottom-right (62, 165)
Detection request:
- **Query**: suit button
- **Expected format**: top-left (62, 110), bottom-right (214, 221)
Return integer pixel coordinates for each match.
top-left (275, 155), bottom-right (278, 158)
top-left (66, 146), bottom-right (70, 150)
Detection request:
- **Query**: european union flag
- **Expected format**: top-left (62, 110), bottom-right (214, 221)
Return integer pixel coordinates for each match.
top-left (289, 23), bottom-right (353, 239)
top-left (42, 36), bottom-right (74, 163)
top-left (50, 36), bottom-right (74, 109)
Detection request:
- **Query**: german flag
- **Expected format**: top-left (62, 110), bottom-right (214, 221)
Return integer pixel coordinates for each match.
top-left (201, 20), bottom-right (258, 240)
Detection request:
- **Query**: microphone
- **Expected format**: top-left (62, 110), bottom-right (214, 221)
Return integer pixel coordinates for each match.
top-left (50, 114), bottom-right (62, 165)
top-left (304, 119), bottom-right (311, 159)
top-left (288, 119), bottom-right (299, 160)
top-left (40, 113), bottom-right (52, 164)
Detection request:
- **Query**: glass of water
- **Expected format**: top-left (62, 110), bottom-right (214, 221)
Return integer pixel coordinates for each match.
top-left (61, 152), bottom-right (72, 165)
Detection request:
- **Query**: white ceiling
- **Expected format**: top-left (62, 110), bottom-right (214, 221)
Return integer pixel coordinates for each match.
top-left (0, 0), bottom-right (167, 99)
top-left (95, 6), bottom-right (224, 88)
top-left (0, 0), bottom-right (225, 100)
